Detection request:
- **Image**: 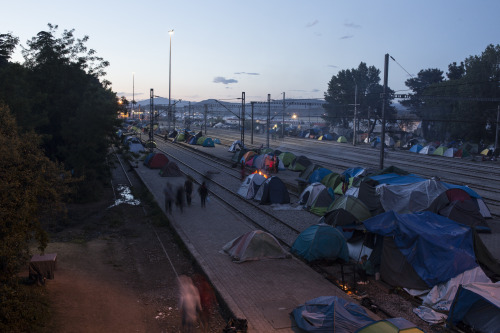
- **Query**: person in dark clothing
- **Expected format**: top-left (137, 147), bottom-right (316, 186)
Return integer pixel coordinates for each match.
top-left (184, 176), bottom-right (193, 206)
top-left (198, 181), bottom-right (209, 208)
top-left (240, 161), bottom-right (246, 181)
top-left (176, 185), bottom-right (185, 213)
top-left (163, 182), bottom-right (174, 214)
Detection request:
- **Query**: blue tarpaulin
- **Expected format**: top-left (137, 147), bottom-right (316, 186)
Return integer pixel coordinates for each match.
top-left (293, 296), bottom-right (374, 332)
top-left (362, 211), bottom-right (478, 287)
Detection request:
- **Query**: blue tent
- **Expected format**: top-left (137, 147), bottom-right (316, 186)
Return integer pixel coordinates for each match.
top-left (309, 168), bottom-right (333, 184)
top-left (409, 144), bottom-right (423, 153)
top-left (143, 152), bottom-right (155, 166)
top-left (363, 211), bottom-right (478, 287)
top-left (447, 282), bottom-right (500, 333)
top-left (368, 173), bottom-right (425, 185)
top-left (201, 137), bottom-right (215, 147)
top-left (188, 136), bottom-right (197, 145)
top-left (323, 133), bottom-right (335, 141)
top-left (342, 167), bottom-right (365, 178)
top-left (292, 296), bottom-right (374, 333)
top-left (213, 138), bottom-right (221, 144)
top-left (291, 223), bottom-right (349, 262)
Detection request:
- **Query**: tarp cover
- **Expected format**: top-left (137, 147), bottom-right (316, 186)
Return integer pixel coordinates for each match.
top-left (292, 296), bottom-right (375, 333)
top-left (447, 282), bottom-right (500, 333)
top-left (362, 211), bottom-right (478, 287)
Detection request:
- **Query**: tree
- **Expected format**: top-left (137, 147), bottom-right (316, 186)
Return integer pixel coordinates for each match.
top-left (1, 24), bottom-right (120, 200)
top-left (0, 103), bottom-right (69, 283)
top-left (323, 62), bottom-right (395, 137)
top-left (0, 33), bottom-right (19, 65)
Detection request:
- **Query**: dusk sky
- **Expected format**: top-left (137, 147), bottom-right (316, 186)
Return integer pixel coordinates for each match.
top-left (3, 0), bottom-right (500, 103)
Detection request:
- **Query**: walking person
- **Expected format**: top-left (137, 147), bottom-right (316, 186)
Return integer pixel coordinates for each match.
top-left (198, 181), bottom-right (209, 208)
top-left (176, 185), bottom-right (185, 213)
top-left (178, 275), bottom-right (202, 333)
top-left (163, 182), bottom-right (174, 214)
top-left (193, 274), bottom-right (216, 333)
top-left (184, 176), bottom-right (193, 206)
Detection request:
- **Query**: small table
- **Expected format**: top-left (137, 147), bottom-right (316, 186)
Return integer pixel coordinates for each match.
top-left (29, 253), bottom-right (57, 285)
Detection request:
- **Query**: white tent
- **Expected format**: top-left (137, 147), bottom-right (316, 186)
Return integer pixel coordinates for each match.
top-left (419, 145), bottom-right (436, 155)
top-left (237, 173), bottom-right (266, 199)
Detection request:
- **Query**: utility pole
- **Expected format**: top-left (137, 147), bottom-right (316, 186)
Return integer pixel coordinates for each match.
top-left (282, 92), bottom-right (285, 140)
top-left (350, 84), bottom-right (359, 146)
top-left (204, 104), bottom-right (208, 136)
top-left (380, 54), bottom-right (389, 170)
top-left (241, 92), bottom-right (245, 147)
top-left (251, 102), bottom-right (255, 144)
top-left (267, 94), bottom-right (271, 148)
top-left (149, 89), bottom-right (154, 152)
top-left (495, 104), bottom-right (499, 151)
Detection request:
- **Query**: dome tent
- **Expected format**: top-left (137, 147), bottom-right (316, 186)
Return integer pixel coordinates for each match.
top-left (222, 230), bottom-right (290, 263)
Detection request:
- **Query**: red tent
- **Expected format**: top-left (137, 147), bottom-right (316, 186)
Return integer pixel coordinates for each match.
top-left (148, 153), bottom-right (169, 169)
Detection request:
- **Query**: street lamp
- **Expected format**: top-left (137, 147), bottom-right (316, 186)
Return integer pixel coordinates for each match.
top-left (168, 29), bottom-right (174, 131)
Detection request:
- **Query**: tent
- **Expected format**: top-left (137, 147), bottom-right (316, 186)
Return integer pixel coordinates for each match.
top-left (253, 176), bottom-right (290, 204)
top-left (409, 144), bottom-right (423, 153)
top-left (447, 282), bottom-right (500, 333)
top-left (299, 163), bottom-right (323, 182)
top-left (355, 317), bottom-right (424, 333)
top-left (443, 147), bottom-right (457, 157)
top-left (363, 211), bottom-right (478, 288)
top-left (328, 195), bottom-right (371, 222)
top-left (221, 230), bottom-right (290, 263)
top-left (231, 149), bottom-right (248, 164)
top-left (228, 140), bottom-right (243, 152)
top-left (188, 136), bottom-right (198, 145)
top-left (237, 173), bottom-right (267, 199)
top-left (278, 152), bottom-right (296, 167)
top-left (419, 145), bottom-right (436, 155)
top-left (309, 168), bottom-right (333, 184)
top-left (159, 161), bottom-right (183, 177)
top-left (213, 138), bottom-right (221, 144)
top-left (425, 188), bottom-right (490, 232)
top-left (337, 136), bottom-right (348, 143)
top-left (292, 296), bottom-right (375, 333)
top-left (176, 132), bottom-right (186, 142)
top-left (145, 153), bottom-right (169, 169)
top-left (201, 137), bottom-right (215, 147)
top-left (241, 151), bottom-right (257, 164)
top-left (291, 223), bottom-right (349, 262)
top-left (433, 146), bottom-right (446, 156)
top-left (251, 154), bottom-right (267, 170)
top-left (323, 133), bottom-right (335, 141)
top-left (321, 173), bottom-right (342, 190)
top-left (196, 136), bottom-right (206, 145)
top-left (298, 183), bottom-right (335, 216)
top-left (288, 155), bottom-right (312, 172)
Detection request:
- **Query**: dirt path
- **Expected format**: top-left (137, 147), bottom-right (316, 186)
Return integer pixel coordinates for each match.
top-left (37, 184), bottom-right (226, 333)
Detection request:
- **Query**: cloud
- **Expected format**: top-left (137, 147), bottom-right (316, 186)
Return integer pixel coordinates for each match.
top-left (213, 76), bottom-right (238, 84)
top-left (340, 35), bottom-right (354, 40)
top-left (344, 22), bottom-right (361, 29)
top-left (327, 65), bottom-right (338, 68)
top-left (311, 89), bottom-right (320, 93)
top-left (306, 19), bottom-right (319, 28)
top-left (234, 72), bottom-right (260, 76)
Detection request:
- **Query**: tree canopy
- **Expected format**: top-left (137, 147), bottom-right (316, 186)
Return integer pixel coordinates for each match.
top-left (402, 44), bottom-right (500, 143)
top-left (323, 62), bottom-right (396, 135)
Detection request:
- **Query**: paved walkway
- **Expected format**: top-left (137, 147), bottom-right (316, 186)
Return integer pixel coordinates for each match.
top-left (134, 163), bottom-right (379, 332)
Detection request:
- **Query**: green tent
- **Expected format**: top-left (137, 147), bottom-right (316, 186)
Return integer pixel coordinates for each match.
top-left (334, 176), bottom-right (354, 195)
top-left (309, 188), bottom-right (335, 216)
top-left (355, 317), bottom-right (424, 332)
top-left (327, 195), bottom-right (371, 222)
top-left (299, 163), bottom-right (323, 182)
top-left (278, 152), bottom-right (296, 167)
top-left (196, 136), bottom-right (206, 145)
top-left (288, 155), bottom-right (311, 172)
top-left (176, 133), bottom-right (185, 142)
top-left (321, 173), bottom-right (341, 190)
top-left (337, 136), bottom-right (347, 143)
top-left (261, 147), bottom-right (273, 154)
top-left (433, 146), bottom-right (446, 156)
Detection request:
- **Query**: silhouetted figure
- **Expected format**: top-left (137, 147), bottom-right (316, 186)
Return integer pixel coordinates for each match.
top-left (163, 182), bottom-right (174, 214)
top-left (185, 176), bottom-right (194, 206)
top-left (176, 185), bottom-right (185, 213)
top-left (240, 161), bottom-right (246, 181)
top-left (198, 182), bottom-right (209, 208)
top-left (193, 274), bottom-right (216, 333)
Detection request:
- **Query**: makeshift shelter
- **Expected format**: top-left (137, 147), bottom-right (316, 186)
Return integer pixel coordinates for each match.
top-left (241, 151), bottom-right (257, 164)
top-left (298, 183), bottom-right (335, 216)
top-left (278, 152), bottom-right (296, 167)
top-left (355, 317), bottom-right (424, 333)
top-left (328, 195), bottom-right (371, 222)
top-left (321, 172), bottom-right (342, 190)
top-left (214, 138), bottom-right (221, 144)
top-left (443, 147), bottom-right (457, 157)
top-left (221, 230), bottom-right (290, 263)
top-left (228, 140), bottom-right (243, 152)
top-left (253, 176), bottom-right (290, 204)
top-left (433, 146), bottom-right (446, 156)
top-left (363, 211), bottom-right (479, 288)
top-left (237, 173), bottom-right (266, 199)
top-left (454, 148), bottom-right (471, 158)
top-left (159, 161), bottom-right (183, 177)
top-left (251, 154), bottom-right (267, 170)
top-left (425, 188), bottom-right (491, 232)
top-left (309, 168), bottom-right (333, 184)
top-left (291, 224), bottom-right (349, 262)
top-left (145, 152), bottom-right (169, 169)
top-left (447, 282), bottom-right (500, 333)
top-left (419, 145), bottom-right (436, 155)
top-left (299, 163), bottom-right (323, 182)
top-left (292, 296), bottom-right (375, 333)
top-left (231, 149), bottom-right (248, 164)
top-left (176, 132), bottom-right (186, 142)
top-left (323, 133), bottom-right (335, 140)
top-left (201, 137), bottom-right (215, 147)
top-left (288, 155), bottom-right (312, 172)
top-left (409, 144), bottom-right (423, 153)
top-left (337, 135), bottom-right (348, 143)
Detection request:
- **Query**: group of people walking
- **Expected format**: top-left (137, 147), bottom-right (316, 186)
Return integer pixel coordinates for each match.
top-left (163, 175), bottom-right (209, 213)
